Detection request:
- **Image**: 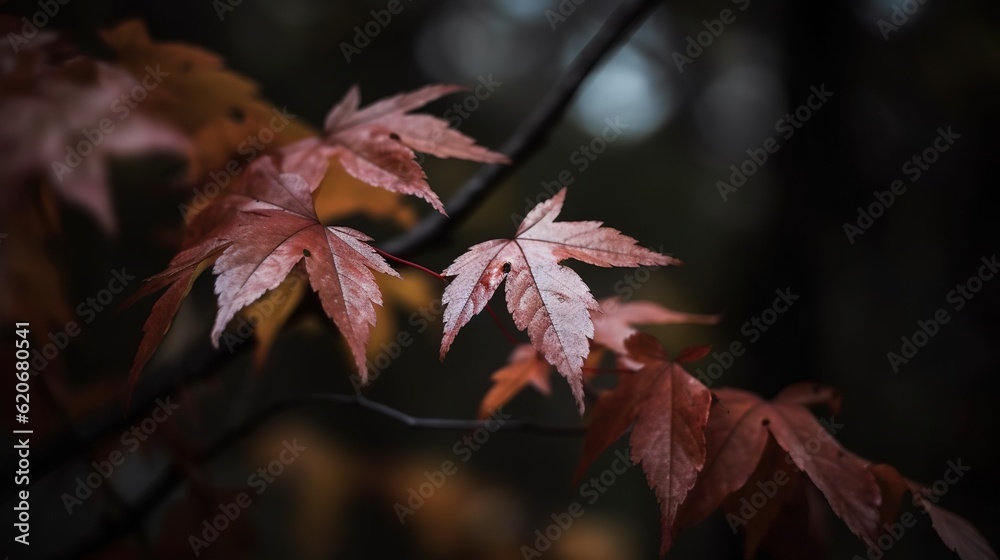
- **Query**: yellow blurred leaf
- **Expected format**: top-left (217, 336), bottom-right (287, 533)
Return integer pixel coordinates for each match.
top-left (250, 422), bottom-right (358, 560)
top-left (100, 20), bottom-right (313, 178)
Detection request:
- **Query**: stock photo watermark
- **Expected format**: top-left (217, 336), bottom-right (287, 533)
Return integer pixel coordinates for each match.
top-left (521, 449), bottom-right (633, 559)
top-left (212, 0), bottom-right (243, 21)
top-left (545, 0), bottom-right (588, 30)
top-left (853, 458), bottom-right (970, 559)
top-left (28, 267), bottom-right (136, 376)
top-left (440, 74), bottom-right (501, 129)
top-left (877, 0), bottom-right (929, 41)
top-left (843, 126), bottom-right (960, 244)
top-left (726, 416), bottom-right (843, 532)
top-left (340, 0), bottom-right (414, 62)
top-left (49, 65), bottom-right (169, 183)
top-left (394, 408), bottom-right (512, 523)
top-left (512, 116), bottom-right (629, 226)
top-left (178, 106), bottom-right (296, 222)
top-left (694, 287), bottom-right (799, 388)
top-left (218, 270), bottom-right (305, 353)
top-left (188, 438), bottom-right (307, 556)
top-left (717, 84), bottom-right (834, 201)
top-left (886, 254), bottom-right (996, 372)
top-left (60, 396), bottom-right (180, 514)
top-left (5, 0), bottom-right (70, 53)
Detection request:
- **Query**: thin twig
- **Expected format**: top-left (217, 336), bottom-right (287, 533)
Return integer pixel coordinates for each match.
top-left (374, 247), bottom-right (445, 280)
top-left (53, 393), bottom-right (584, 559)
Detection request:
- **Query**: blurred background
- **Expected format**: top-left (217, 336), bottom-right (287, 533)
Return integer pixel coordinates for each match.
top-left (2, 0), bottom-right (999, 558)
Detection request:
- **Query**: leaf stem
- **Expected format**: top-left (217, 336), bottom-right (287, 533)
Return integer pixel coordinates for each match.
top-left (374, 247), bottom-right (444, 280)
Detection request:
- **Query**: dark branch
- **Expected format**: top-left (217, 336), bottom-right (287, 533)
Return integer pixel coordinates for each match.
top-left (380, 0), bottom-right (663, 256)
top-left (2, 341), bottom-right (242, 504)
top-left (54, 393), bottom-right (584, 559)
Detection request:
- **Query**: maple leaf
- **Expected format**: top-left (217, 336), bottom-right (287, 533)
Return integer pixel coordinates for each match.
top-left (285, 84), bottom-right (509, 214)
top-left (127, 156), bottom-right (398, 397)
top-left (102, 21), bottom-right (431, 236)
top-left (0, 57), bottom-right (189, 233)
top-left (441, 188), bottom-right (679, 412)
top-left (125, 236), bottom-right (230, 399)
top-left (124, 150), bottom-right (310, 395)
top-left (866, 463), bottom-right (909, 534)
top-left (575, 333), bottom-right (712, 556)
top-left (477, 344), bottom-right (553, 419)
top-left (677, 383), bottom-right (882, 550)
top-left (207, 161), bottom-right (398, 382)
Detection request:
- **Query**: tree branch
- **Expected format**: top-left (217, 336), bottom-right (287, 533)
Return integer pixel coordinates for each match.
top-left (2, 341), bottom-right (242, 503)
top-left (54, 393), bottom-right (584, 559)
top-left (380, 0), bottom-right (663, 256)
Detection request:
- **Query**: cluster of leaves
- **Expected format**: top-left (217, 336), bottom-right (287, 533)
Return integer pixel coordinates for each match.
top-left (571, 332), bottom-right (996, 558)
top-left (3, 17), bottom-right (994, 559)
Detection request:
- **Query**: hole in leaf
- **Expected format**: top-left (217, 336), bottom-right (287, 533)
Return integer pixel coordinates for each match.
top-left (761, 418), bottom-right (770, 426)
top-left (303, 249), bottom-right (311, 257)
top-left (389, 133), bottom-right (401, 141)
top-left (502, 262), bottom-right (511, 274)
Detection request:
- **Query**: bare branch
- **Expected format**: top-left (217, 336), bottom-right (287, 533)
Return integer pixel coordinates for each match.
top-left (54, 392), bottom-right (584, 559)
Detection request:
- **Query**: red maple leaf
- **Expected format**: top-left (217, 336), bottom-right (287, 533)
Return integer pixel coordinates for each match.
top-left (440, 188), bottom-right (679, 412)
top-left (678, 384), bottom-right (882, 550)
top-left (283, 84), bottom-right (509, 214)
top-left (127, 156), bottom-right (398, 398)
top-left (575, 333), bottom-right (713, 555)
